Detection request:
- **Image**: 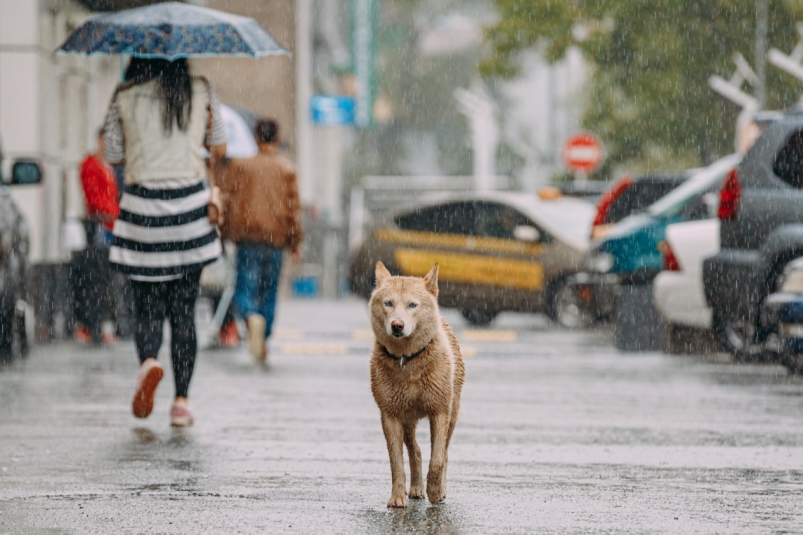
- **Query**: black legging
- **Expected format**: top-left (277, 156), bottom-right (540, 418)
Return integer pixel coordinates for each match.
top-left (131, 271), bottom-right (201, 398)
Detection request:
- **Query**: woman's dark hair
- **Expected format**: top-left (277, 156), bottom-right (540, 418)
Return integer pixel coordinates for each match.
top-left (124, 57), bottom-right (193, 134)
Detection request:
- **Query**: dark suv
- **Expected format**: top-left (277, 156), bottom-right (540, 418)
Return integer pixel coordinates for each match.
top-left (703, 108), bottom-right (803, 360)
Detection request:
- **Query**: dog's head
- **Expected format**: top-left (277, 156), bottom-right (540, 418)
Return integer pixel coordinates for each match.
top-left (369, 261), bottom-right (439, 343)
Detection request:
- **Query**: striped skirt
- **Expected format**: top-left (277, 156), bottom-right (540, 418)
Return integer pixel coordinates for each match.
top-left (110, 178), bottom-right (222, 281)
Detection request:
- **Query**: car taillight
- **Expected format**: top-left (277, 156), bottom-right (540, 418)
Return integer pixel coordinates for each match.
top-left (658, 240), bottom-right (681, 271)
top-left (592, 176), bottom-right (633, 233)
top-left (717, 169), bottom-right (741, 220)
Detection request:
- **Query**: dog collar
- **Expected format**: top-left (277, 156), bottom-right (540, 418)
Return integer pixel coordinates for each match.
top-left (381, 338), bottom-right (434, 370)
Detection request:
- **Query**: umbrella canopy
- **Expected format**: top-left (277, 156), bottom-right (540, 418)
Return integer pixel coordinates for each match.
top-left (57, 2), bottom-right (289, 60)
top-left (220, 105), bottom-right (258, 159)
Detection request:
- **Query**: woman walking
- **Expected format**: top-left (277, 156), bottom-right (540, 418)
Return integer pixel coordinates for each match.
top-left (103, 58), bottom-right (226, 427)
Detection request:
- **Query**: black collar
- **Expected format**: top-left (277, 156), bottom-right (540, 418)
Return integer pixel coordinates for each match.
top-left (381, 338), bottom-right (434, 369)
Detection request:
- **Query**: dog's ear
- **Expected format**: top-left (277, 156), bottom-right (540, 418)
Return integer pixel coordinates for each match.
top-left (423, 263), bottom-right (439, 296)
top-left (375, 261), bottom-right (392, 286)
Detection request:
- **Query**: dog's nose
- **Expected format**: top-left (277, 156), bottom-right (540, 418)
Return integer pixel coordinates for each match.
top-left (391, 320), bottom-right (404, 333)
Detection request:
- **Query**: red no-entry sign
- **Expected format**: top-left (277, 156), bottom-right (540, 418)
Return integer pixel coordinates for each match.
top-left (562, 132), bottom-right (604, 174)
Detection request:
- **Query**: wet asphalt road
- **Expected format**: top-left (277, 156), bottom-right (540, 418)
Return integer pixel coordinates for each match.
top-left (1, 298), bottom-right (803, 534)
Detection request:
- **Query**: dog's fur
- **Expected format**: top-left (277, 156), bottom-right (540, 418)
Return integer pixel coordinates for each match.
top-left (369, 262), bottom-right (465, 507)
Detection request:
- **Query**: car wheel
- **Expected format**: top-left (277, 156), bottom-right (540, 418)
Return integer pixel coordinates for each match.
top-left (548, 281), bottom-right (594, 329)
top-left (460, 309), bottom-right (497, 326)
top-left (712, 308), bottom-right (773, 363)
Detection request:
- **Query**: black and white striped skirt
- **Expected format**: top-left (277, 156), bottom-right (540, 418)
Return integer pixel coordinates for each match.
top-left (110, 178), bottom-right (221, 281)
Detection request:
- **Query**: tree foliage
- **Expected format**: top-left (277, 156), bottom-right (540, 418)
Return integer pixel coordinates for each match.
top-left (482, 0), bottom-right (803, 169)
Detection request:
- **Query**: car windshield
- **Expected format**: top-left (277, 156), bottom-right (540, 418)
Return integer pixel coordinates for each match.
top-left (647, 154), bottom-right (742, 218)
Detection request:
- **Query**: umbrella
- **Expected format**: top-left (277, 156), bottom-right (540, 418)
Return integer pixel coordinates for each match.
top-left (220, 105), bottom-right (258, 159)
top-left (56, 2), bottom-right (289, 60)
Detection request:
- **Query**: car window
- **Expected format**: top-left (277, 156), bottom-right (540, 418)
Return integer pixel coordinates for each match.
top-left (773, 129), bottom-right (803, 188)
top-left (395, 202), bottom-right (476, 235)
top-left (604, 180), bottom-right (683, 224)
top-left (475, 202), bottom-right (540, 240)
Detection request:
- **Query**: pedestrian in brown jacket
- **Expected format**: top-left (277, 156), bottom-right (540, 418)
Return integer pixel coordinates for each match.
top-left (218, 119), bottom-right (302, 364)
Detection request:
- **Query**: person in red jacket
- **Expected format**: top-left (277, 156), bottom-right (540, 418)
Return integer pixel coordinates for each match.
top-left (73, 129), bottom-right (120, 344)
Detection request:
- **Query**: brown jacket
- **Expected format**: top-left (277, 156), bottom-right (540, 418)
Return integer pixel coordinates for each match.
top-left (218, 150), bottom-right (303, 251)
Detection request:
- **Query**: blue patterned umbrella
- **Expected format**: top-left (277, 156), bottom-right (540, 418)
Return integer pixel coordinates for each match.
top-left (56, 2), bottom-right (289, 59)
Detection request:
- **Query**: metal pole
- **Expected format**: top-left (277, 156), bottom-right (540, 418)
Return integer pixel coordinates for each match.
top-left (295, 0), bottom-right (314, 205)
top-left (756, 0), bottom-right (768, 109)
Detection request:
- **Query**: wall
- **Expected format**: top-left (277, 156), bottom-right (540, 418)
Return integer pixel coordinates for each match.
top-left (191, 0), bottom-right (296, 162)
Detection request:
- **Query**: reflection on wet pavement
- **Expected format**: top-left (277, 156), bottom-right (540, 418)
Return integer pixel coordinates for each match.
top-left (1, 302), bottom-right (802, 533)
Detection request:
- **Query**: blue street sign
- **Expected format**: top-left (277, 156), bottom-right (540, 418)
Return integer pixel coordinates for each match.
top-left (310, 96), bottom-right (356, 125)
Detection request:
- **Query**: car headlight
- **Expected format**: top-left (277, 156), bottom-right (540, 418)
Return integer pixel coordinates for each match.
top-left (781, 269), bottom-right (803, 294)
top-left (587, 252), bottom-right (614, 273)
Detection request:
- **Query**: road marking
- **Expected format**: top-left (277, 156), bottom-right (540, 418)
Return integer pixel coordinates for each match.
top-left (352, 329), bottom-right (374, 341)
top-left (461, 330), bottom-right (517, 342)
top-left (462, 346), bottom-right (477, 358)
top-left (280, 343), bottom-right (349, 355)
top-left (274, 329), bottom-right (303, 340)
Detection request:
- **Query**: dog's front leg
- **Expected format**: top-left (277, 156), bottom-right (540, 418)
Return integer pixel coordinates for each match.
top-left (403, 420), bottom-right (424, 499)
top-left (426, 412), bottom-right (450, 504)
top-left (381, 414), bottom-right (407, 508)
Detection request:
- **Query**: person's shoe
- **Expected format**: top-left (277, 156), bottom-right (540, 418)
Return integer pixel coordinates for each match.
top-left (101, 333), bottom-right (119, 345)
top-left (218, 320), bottom-right (240, 348)
top-left (74, 325), bottom-right (92, 344)
top-left (170, 400), bottom-right (194, 427)
top-left (246, 314), bottom-right (267, 364)
top-left (132, 359), bottom-right (164, 419)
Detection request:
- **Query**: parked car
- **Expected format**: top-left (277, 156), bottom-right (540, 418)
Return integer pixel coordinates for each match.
top-left (576, 154), bottom-right (741, 348)
top-left (0, 186), bottom-right (31, 360)
top-left (348, 192), bottom-right (596, 326)
top-left (703, 109), bottom-right (803, 361)
top-left (760, 258), bottom-right (803, 374)
top-left (653, 219), bottom-right (720, 352)
top-left (590, 174), bottom-right (688, 240)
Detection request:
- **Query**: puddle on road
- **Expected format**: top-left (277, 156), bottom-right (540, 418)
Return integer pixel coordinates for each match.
top-left (358, 501), bottom-right (464, 534)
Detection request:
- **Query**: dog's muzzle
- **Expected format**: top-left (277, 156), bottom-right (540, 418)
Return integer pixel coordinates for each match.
top-left (390, 320), bottom-right (405, 338)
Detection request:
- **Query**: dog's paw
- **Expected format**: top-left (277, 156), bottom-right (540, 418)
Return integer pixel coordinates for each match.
top-left (408, 485), bottom-right (425, 499)
top-left (387, 494), bottom-right (408, 508)
top-left (426, 484), bottom-right (446, 504)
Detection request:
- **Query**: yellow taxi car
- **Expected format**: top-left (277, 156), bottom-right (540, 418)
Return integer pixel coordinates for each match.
top-left (348, 191), bottom-right (596, 326)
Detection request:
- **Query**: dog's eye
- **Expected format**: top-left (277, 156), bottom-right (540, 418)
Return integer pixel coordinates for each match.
top-left (408, 303), bottom-right (418, 309)
top-left (384, 301), bottom-right (392, 307)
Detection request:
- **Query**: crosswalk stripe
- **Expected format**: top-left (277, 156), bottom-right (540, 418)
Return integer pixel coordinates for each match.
top-left (460, 330), bottom-right (517, 342)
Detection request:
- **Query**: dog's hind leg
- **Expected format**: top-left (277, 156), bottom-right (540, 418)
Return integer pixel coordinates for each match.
top-left (381, 414), bottom-right (408, 508)
top-left (403, 420), bottom-right (424, 499)
top-left (426, 412), bottom-right (450, 504)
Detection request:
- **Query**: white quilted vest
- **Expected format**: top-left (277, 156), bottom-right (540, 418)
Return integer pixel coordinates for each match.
top-left (117, 78), bottom-right (208, 184)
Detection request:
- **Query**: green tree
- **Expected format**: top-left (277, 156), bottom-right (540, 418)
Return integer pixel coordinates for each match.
top-left (481, 0), bottom-right (803, 170)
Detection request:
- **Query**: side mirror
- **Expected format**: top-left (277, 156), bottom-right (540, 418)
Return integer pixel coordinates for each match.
top-left (11, 160), bottom-right (42, 185)
top-left (513, 225), bottom-right (541, 242)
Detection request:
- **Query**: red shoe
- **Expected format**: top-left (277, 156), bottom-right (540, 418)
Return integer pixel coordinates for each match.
top-left (170, 400), bottom-right (194, 427)
top-left (74, 325), bottom-right (91, 344)
top-left (132, 359), bottom-right (164, 419)
top-left (218, 320), bottom-right (240, 348)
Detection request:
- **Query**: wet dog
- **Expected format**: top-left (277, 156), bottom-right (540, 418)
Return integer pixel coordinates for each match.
top-left (369, 262), bottom-right (465, 507)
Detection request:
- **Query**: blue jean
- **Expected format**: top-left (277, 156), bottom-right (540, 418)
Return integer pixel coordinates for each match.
top-left (233, 243), bottom-right (284, 339)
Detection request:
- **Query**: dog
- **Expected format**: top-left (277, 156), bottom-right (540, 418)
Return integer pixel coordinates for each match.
top-left (369, 261), bottom-right (465, 508)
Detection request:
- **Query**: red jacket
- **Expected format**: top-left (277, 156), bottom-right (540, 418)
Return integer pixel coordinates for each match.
top-left (80, 155), bottom-right (119, 230)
